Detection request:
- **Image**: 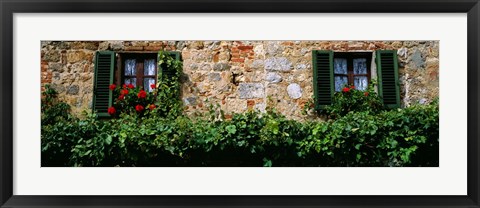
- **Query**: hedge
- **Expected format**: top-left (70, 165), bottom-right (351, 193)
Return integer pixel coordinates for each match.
top-left (41, 100), bottom-right (438, 167)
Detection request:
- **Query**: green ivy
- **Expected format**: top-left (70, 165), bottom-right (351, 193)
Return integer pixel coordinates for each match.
top-left (155, 50), bottom-right (183, 118)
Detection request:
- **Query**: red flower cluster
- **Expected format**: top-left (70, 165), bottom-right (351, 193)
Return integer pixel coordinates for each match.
top-left (364, 92), bottom-right (369, 96)
top-left (149, 104), bottom-right (156, 110)
top-left (110, 82), bottom-right (159, 115)
top-left (135, 104), bottom-right (144, 112)
top-left (137, 90), bottom-right (147, 99)
top-left (107, 106), bottom-right (116, 115)
top-left (121, 89), bottom-right (129, 95)
top-left (342, 85), bottom-right (356, 93)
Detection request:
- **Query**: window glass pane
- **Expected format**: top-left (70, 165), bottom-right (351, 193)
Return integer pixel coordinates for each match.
top-left (334, 58), bottom-right (347, 74)
top-left (354, 76), bottom-right (368, 91)
top-left (144, 59), bottom-right (156, 76)
top-left (125, 78), bottom-right (137, 87)
top-left (125, 59), bottom-right (136, 76)
top-left (353, 58), bottom-right (367, 74)
top-left (334, 76), bottom-right (348, 92)
top-left (144, 78), bottom-right (155, 92)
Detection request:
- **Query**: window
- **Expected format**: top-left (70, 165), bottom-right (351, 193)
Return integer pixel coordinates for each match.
top-left (312, 50), bottom-right (400, 110)
top-left (93, 51), bottom-right (180, 118)
top-left (333, 52), bottom-right (371, 91)
top-left (120, 53), bottom-right (157, 92)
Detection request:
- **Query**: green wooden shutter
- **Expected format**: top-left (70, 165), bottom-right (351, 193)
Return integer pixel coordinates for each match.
top-left (93, 51), bottom-right (115, 118)
top-left (159, 51), bottom-right (181, 81)
top-left (376, 50), bottom-right (400, 108)
top-left (312, 50), bottom-right (334, 110)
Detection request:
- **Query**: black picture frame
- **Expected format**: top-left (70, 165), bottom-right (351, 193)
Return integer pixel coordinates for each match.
top-left (1, 0), bottom-right (479, 207)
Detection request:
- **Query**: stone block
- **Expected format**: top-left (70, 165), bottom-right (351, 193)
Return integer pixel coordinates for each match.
top-left (67, 51), bottom-right (86, 63)
top-left (84, 42), bottom-right (99, 50)
top-left (251, 60), bottom-right (264, 69)
top-left (184, 96), bottom-right (197, 106)
top-left (188, 41), bottom-right (204, 49)
top-left (266, 41), bottom-right (284, 55)
top-left (66, 85), bottom-right (79, 95)
top-left (43, 51), bottom-right (60, 62)
top-left (265, 72), bottom-right (282, 83)
top-left (409, 49), bottom-right (425, 69)
top-left (49, 62), bottom-right (64, 73)
top-left (238, 83), bottom-right (265, 99)
top-left (264, 57), bottom-right (292, 72)
top-left (209, 73), bottom-right (222, 81)
top-left (125, 46), bottom-right (143, 51)
top-left (287, 83), bottom-right (302, 99)
top-left (109, 41), bottom-right (124, 50)
top-left (213, 62), bottom-right (231, 71)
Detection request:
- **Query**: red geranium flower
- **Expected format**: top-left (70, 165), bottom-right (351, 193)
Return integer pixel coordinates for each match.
top-left (121, 89), bottom-right (129, 95)
top-left (137, 90), bottom-right (147, 99)
top-left (342, 87), bottom-right (350, 93)
top-left (109, 84), bottom-right (116, 91)
top-left (118, 94), bottom-right (125, 100)
top-left (135, 104), bottom-right (144, 112)
top-left (123, 84), bottom-right (127, 89)
top-left (150, 83), bottom-right (156, 89)
top-left (127, 84), bottom-right (135, 89)
top-left (149, 104), bottom-right (156, 110)
top-left (107, 106), bottom-right (116, 115)
top-left (364, 92), bottom-right (369, 96)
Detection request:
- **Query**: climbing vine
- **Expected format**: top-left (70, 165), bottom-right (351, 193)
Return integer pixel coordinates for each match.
top-left (155, 50), bottom-right (184, 118)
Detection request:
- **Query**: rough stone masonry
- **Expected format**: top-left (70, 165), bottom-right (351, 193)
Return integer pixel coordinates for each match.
top-left (41, 40), bottom-right (439, 120)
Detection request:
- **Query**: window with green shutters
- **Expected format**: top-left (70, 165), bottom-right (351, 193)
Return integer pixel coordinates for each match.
top-left (312, 50), bottom-right (400, 110)
top-left (93, 51), bottom-right (181, 117)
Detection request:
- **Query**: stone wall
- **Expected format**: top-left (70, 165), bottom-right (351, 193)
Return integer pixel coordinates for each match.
top-left (41, 40), bottom-right (439, 120)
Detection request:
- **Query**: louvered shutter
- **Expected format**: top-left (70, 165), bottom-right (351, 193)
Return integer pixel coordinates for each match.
top-left (376, 50), bottom-right (400, 108)
top-left (312, 50), bottom-right (334, 110)
top-left (93, 51), bottom-right (115, 118)
top-left (159, 52), bottom-right (181, 81)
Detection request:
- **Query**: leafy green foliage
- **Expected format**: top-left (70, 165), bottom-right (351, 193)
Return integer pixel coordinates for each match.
top-left (155, 51), bottom-right (183, 118)
top-left (300, 102), bottom-right (439, 166)
top-left (41, 98), bottom-right (439, 167)
top-left (41, 84), bottom-right (72, 125)
top-left (41, 84), bottom-right (75, 166)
